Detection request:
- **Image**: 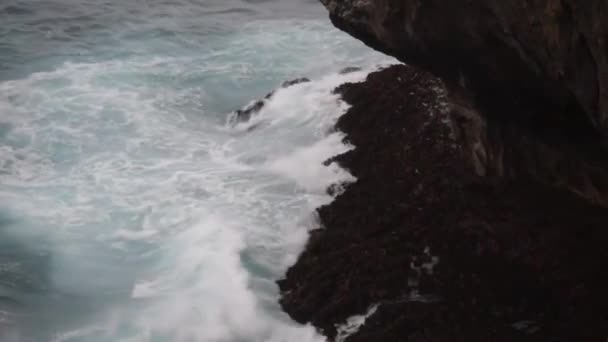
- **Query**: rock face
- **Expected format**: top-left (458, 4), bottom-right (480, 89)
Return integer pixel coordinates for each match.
top-left (279, 2), bottom-right (608, 341)
top-left (321, 0), bottom-right (608, 205)
top-left (278, 64), bottom-right (608, 342)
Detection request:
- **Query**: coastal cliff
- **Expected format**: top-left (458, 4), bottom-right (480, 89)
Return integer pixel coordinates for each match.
top-left (279, 1), bottom-right (608, 341)
top-left (322, 0), bottom-right (608, 206)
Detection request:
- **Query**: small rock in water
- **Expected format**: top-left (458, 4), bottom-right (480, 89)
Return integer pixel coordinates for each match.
top-left (339, 67), bottom-right (361, 74)
top-left (232, 77), bottom-right (311, 124)
top-left (233, 100), bottom-right (265, 123)
top-left (281, 77), bottom-right (310, 88)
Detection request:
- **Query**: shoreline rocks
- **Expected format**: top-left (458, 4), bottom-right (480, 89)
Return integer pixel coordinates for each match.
top-left (320, 0), bottom-right (608, 206)
top-left (278, 2), bottom-right (608, 339)
top-left (278, 65), bottom-right (608, 341)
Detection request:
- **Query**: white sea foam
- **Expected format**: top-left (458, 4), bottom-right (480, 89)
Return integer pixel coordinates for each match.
top-left (0, 9), bottom-right (396, 341)
top-left (335, 305), bottom-right (380, 342)
top-left (266, 133), bottom-right (354, 193)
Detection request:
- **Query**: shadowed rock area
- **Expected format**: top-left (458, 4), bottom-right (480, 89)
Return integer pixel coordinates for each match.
top-left (278, 65), bottom-right (608, 341)
top-left (320, 0), bottom-right (608, 206)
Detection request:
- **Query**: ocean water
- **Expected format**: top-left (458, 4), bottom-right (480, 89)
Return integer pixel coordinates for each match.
top-left (0, 1), bottom-right (393, 341)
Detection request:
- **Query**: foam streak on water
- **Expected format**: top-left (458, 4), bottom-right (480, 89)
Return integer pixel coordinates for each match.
top-left (0, 1), bottom-right (394, 341)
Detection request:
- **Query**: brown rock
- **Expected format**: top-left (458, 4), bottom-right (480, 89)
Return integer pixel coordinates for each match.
top-left (320, 0), bottom-right (608, 206)
top-left (278, 65), bottom-right (608, 341)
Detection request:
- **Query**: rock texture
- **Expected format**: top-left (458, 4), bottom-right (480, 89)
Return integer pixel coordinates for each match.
top-left (321, 0), bottom-right (608, 206)
top-left (278, 3), bottom-right (608, 340)
top-left (278, 64), bottom-right (608, 342)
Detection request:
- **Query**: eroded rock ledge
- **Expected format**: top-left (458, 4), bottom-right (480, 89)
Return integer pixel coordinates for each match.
top-left (321, 0), bottom-right (608, 206)
top-left (278, 64), bottom-right (608, 341)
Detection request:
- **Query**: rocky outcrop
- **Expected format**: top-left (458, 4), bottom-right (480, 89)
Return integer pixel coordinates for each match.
top-left (278, 64), bottom-right (608, 342)
top-left (320, 0), bottom-right (608, 205)
top-left (230, 77), bottom-right (311, 123)
top-left (278, 3), bottom-right (608, 340)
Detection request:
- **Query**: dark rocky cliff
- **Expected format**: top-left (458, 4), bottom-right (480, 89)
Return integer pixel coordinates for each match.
top-left (278, 1), bottom-right (608, 341)
top-left (322, 0), bottom-right (608, 205)
top-left (279, 64), bottom-right (608, 342)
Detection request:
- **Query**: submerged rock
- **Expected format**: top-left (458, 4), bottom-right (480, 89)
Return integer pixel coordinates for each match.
top-left (232, 100), bottom-right (265, 124)
top-left (339, 67), bottom-right (361, 74)
top-left (281, 77), bottom-right (311, 88)
top-left (231, 77), bottom-right (311, 124)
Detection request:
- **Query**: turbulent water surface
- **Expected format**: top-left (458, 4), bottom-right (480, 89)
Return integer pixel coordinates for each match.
top-left (0, 1), bottom-right (392, 341)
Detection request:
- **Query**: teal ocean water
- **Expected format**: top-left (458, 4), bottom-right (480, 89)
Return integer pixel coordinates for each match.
top-left (0, 1), bottom-right (392, 341)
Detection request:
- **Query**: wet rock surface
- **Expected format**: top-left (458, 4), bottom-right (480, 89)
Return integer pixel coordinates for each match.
top-left (278, 65), bottom-right (608, 341)
top-left (339, 67), bottom-right (361, 74)
top-left (320, 0), bottom-right (608, 206)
